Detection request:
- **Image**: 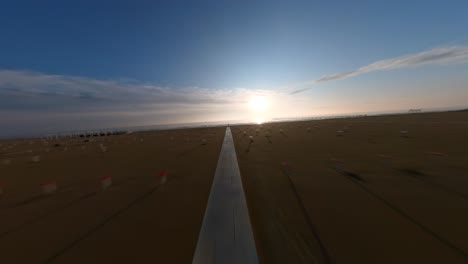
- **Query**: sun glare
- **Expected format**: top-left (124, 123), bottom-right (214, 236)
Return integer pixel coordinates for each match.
top-left (255, 117), bottom-right (265, 124)
top-left (249, 95), bottom-right (268, 112)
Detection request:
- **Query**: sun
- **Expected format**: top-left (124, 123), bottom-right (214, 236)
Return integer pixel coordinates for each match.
top-left (255, 117), bottom-right (265, 124)
top-left (248, 95), bottom-right (268, 112)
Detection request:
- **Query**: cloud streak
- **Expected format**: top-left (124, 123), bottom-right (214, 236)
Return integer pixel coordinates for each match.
top-left (289, 46), bottom-right (468, 94)
top-left (0, 70), bottom-right (281, 137)
top-left (0, 70), bottom-right (274, 111)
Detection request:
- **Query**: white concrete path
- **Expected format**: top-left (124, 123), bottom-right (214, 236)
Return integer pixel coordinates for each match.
top-left (192, 127), bottom-right (258, 264)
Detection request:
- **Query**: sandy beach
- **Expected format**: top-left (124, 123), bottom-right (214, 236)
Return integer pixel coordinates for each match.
top-left (1, 111), bottom-right (468, 263)
top-left (0, 126), bottom-right (225, 263)
top-left (233, 111), bottom-right (468, 263)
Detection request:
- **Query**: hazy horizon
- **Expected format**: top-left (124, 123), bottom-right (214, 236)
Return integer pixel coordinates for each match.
top-left (2, 106), bottom-right (467, 139)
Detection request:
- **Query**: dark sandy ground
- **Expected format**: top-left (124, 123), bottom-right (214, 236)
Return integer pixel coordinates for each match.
top-left (0, 126), bottom-right (225, 263)
top-left (233, 111), bottom-right (468, 264)
top-left (1, 111), bottom-right (468, 264)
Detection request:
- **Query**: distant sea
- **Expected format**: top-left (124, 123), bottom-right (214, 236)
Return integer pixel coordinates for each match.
top-left (0, 120), bottom-right (251, 140)
top-left (1, 106), bottom-right (466, 140)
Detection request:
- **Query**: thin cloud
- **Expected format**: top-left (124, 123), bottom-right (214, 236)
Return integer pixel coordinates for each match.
top-left (289, 46), bottom-right (468, 94)
top-left (0, 70), bottom-right (273, 111)
top-left (0, 70), bottom-right (282, 137)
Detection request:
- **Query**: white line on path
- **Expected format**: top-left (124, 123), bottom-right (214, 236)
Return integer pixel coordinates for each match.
top-left (192, 127), bottom-right (258, 264)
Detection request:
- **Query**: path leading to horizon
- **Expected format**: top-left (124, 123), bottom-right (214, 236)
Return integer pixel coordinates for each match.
top-left (192, 127), bottom-right (258, 264)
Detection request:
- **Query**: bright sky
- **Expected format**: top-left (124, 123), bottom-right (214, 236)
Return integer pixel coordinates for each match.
top-left (1, 0), bottom-right (468, 137)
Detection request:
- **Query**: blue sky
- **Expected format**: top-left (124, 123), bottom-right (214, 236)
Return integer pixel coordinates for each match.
top-left (1, 0), bottom-right (468, 137)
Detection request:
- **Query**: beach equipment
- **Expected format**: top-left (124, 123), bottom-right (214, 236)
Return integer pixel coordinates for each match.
top-left (160, 170), bottom-right (169, 185)
top-left (100, 175), bottom-right (112, 190)
top-left (41, 180), bottom-right (58, 195)
top-left (99, 143), bottom-right (107, 152)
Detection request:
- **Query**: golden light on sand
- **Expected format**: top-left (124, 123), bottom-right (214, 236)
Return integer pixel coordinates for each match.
top-left (249, 95), bottom-right (268, 112)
